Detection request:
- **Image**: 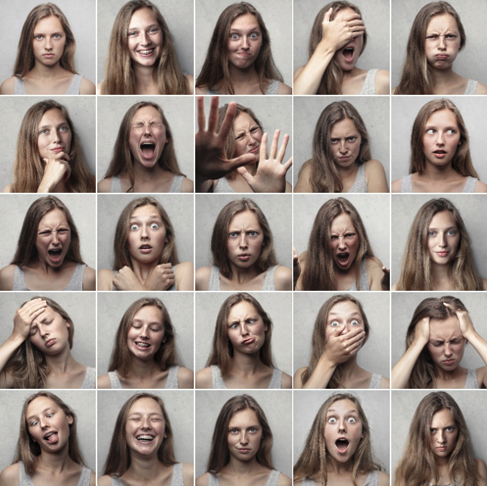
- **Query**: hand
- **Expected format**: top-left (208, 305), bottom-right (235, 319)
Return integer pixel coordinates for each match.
top-left (323, 325), bottom-right (366, 366)
top-left (444, 303), bottom-right (475, 338)
top-left (321, 7), bottom-right (366, 53)
top-left (414, 317), bottom-right (430, 346)
top-left (195, 97), bottom-right (257, 185)
top-left (37, 152), bottom-right (71, 193)
top-left (113, 266), bottom-right (145, 291)
top-left (237, 130), bottom-right (292, 193)
top-left (144, 263), bottom-right (176, 291)
top-left (12, 299), bottom-right (47, 340)
top-left (381, 267), bottom-right (390, 291)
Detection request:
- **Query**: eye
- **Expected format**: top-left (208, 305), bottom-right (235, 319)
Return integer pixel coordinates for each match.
top-left (249, 427), bottom-right (257, 432)
top-left (46, 413), bottom-right (54, 418)
top-left (427, 34), bottom-right (439, 40)
top-left (430, 428), bottom-right (437, 433)
top-left (450, 339), bottom-right (462, 345)
top-left (426, 129), bottom-right (436, 135)
top-left (446, 129), bottom-right (456, 135)
top-left (248, 231), bottom-right (258, 237)
top-left (446, 426), bottom-right (455, 432)
top-left (130, 224), bottom-right (139, 231)
top-left (331, 235), bottom-right (338, 240)
top-left (447, 229), bottom-right (457, 236)
top-left (330, 320), bottom-right (339, 327)
top-left (428, 230), bottom-right (436, 237)
top-left (330, 138), bottom-right (338, 144)
top-left (230, 33), bottom-right (239, 40)
top-left (59, 126), bottom-right (69, 132)
top-left (250, 127), bottom-right (260, 133)
top-left (150, 223), bottom-right (159, 230)
top-left (431, 342), bottom-right (443, 347)
top-left (345, 233), bottom-right (356, 238)
top-left (149, 27), bottom-right (159, 34)
top-left (250, 32), bottom-right (259, 39)
top-left (445, 34), bottom-right (457, 39)
top-left (58, 228), bottom-right (69, 234)
top-left (30, 420), bottom-right (39, 426)
top-left (39, 129), bottom-right (49, 135)
top-left (34, 34), bottom-right (43, 40)
top-left (53, 34), bottom-right (62, 39)
top-left (246, 319), bottom-right (256, 325)
top-left (351, 319), bottom-right (359, 326)
top-left (228, 232), bottom-right (238, 238)
top-left (132, 324), bottom-right (142, 329)
top-left (347, 137), bottom-right (357, 142)
top-left (150, 328), bottom-right (160, 332)
top-left (347, 417), bottom-right (356, 424)
top-left (128, 31), bottom-right (138, 37)
top-left (229, 323), bottom-right (239, 329)
top-left (230, 428), bottom-right (239, 434)
top-left (328, 417), bottom-right (337, 424)
top-left (235, 133), bottom-right (244, 141)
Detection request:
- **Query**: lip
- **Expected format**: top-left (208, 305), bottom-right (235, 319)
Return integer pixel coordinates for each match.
top-left (341, 44), bottom-right (355, 64)
top-left (249, 146), bottom-right (260, 154)
top-left (241, 337), bottom-right (255, 345)
top-left (335, 437), bottom-right (350, 454)
top-left (135, 434), bottom-right (155, 444)
top-left (134, 341), bottom-right (152, 351)
top-left (43, 431), bottom-right (59, 444)
top-left (45, 338), bottom-right (56, 348)
top-left (436, 446), bottom-right (447, 451)
top-left (435, 251), bottom-right (450, 257)
top-left (237, 448), bottom-right (251, 453)
top-left (337, 156), bottom-right (351, 161)
top-left (139, 244), bottom-right (153, 254)
top-left (433, 150), bottom-right (447, 159)
top-left (442, 359), bottom-right (455, 365)
top-left (336, 252), bottom-right (351, 268)
top-left (47, 248), bottom-right (64, 264)
top-left (237, 254), bottom-right (251, 261)
top-left (43, 53), bottom-right (55, 58)
top-left (435, 55), bottom-right (449, 60)
top-left (137, 48), bottom-right (156, 57)
top-left (50, 146), bottom-right (65, 154)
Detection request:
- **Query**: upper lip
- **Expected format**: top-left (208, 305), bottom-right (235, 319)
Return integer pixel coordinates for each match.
top-left (241, 337), bottom-right (255, 345)
top-left (433, 149), bottom-right (446, 153)
top-left (435, 54), bottom-right (449, 58)
top-left (249, 146), bottom-right (260, 153)
top-left (45, 338), bottom-right (56, 347)
top-left (238, 253), bottom-right (250, 257)
top-left (139, 244), bottom-right (152, 249)
top-left (43, 431), bottom-right (56, 439)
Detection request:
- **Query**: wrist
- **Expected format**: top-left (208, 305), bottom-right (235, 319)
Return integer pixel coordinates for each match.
top-left (318, 353), bottom-right (338, 370)
top-left (9, 332), bottom-right (26, 346)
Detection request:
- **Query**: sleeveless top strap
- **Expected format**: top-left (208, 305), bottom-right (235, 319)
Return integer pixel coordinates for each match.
top-left (265, 470), bottom-right (281, 486)
top-left (208, 266), bottom-right (221, 291)
top-left (165, 366), bottom-right (179, 389)
top-left (169, 175), bottom-right (184, 193)
top-left (66, 74), bottom-right (83, 95)
top-left (262, 266), bottom-right (277, 291)
top-left (108, 371), bottom-right (123, 389)
top-left (301, 478), bottom-right (315, 486)
top-left (348, 163), bottom-right (367, 193)
top-left (14, 77), bottom-right (26, 95)
top-left (81, 367), bottom-right (96, 389)
top-left (77, 467), bottom-right (92, 486)
top-left (268, 369), bottom-right (282, 389)
top-left (401, 174), bottom-right (413, 193)
top-left (13, 266), bottom-right (28, 291)
top-left (211, 365), bottom-right (226, 389)
top-left (346, 259), bottom-right (369, 291)
top-left (364, 470), bottom-right (379, 486)
top-left (111, 176), bottom-right (122, 193)
top-left (368, 373), bottom-right (382, 389)
top-left (359, 69), bottom-right (378, 95)
top-left (64, 264), bottom-right (86, 291)
top-left (463, 176), bottom-right (477, 193)
top-left (266, 79), bottom-right (280, 94)
top-left (209, 473), bottom-right (219, 486)
top-left (465, 368), bottom-right (479, 389)
top-left (18, 461), bottom-right (33, 486)
top-left (213, 177), bottom-right (236, 193)
top-left (111, 478), bottom-right (123, 486)
top-left (170, 463), bottom-right (184, 486)
top-left (464, 79), bottom-right (478, 95)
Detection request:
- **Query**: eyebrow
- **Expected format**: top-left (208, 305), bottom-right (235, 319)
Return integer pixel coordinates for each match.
top-left (132, 318), bottom-right (162, 326)
top-left (128, 23), bottom-right (159, 30)
top-left (328, 311), bottom-right (361, 318)
top-left (229, 27), bottom-right (261, 33)
top-left (425, 125), bottom-right (458, 130)
top-left (128, 412), bottom-right (163, 418)
top-left (327, 408), bottom-right (358, 414)
top-left (27, 407), bottom-right (54, 421)
top-left (428, 225), bottom-right (457, 231)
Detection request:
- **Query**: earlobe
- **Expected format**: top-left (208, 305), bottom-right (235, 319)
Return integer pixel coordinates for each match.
top-left (67, 415), bottom-right (74, 425)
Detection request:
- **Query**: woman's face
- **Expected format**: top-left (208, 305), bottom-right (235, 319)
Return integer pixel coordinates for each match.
top-left (329, 212), bottom-right (360, 271)
top-left (226, 210), bottom-right (265, 269)
top-left (127, 7), bottom-right (163, 67)
top-left (227, 408), bottom-right (263, 462)
top-left (125, 397), bottom-right (165, 456)
top-left (28, 305), bottom-right (70, 356)
top-left (26, 396), bottom-right (73, 452)
top-left (129, 106), bottom-right (167, 169)
top-left (32, 15), bottom-right (66, 68)
top-left (332, 8), bottom-right (364, 72)
top-left (127, 204), bottom-right (167, 265)
top-left (429, 408), bottom-right (458, 459)
top-left (325, 301), bottom-right (365, 343)
top-left (323, 399), bottom-right (363, 465)
top-left (329, 118), bottom-right (362, 169)
top-left (37, 108), bottom-right (72, 163)
top-left (422, 109), bottom-right (461, 168)
top-left (35, 208), bottom-right (71, 268)
top-left (427, 315), bottom-right (465, 372)
top-left (227, 13), bottom-right (263, 70)
top-left (233, 112), bottom-right (262, 160)
top-left (424, 14), bottom-right (461, 70)
top-left (427, 210), bottom-right (460, 266)
top-left (127, 305), bottom-right (165, 360)
top-left (227, 300), bottom-right (267, 356)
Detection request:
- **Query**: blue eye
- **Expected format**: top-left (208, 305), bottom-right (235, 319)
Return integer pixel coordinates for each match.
top-left (328, 417), bottom-right (337, 424)
top-left (30, 420), bottom-right (39, 426)
top-left (351, 320), bottom-right (359, 326)
top-left (348, 417), bottom-right (356, 423)
top-left (347, 137), bottom-right (357, 142)
top-left (229, 232), bottom-right (238, 238)
top-left (250, 33), bottom-right (259, 39)
top-left (447, 229), bottom-right (456, 236)
top-left (248, 231), bottom-right (258, 237)
top-left (130, 224), bottom-right (139, 231)
top-left (231, 34), bottom-right (239, 40)
top-left (428, 230), bottom-right (436, 236)
top-left (426, 129), bottom-right (435, 134)
top-left (150, 223), bottom-right (159, 230)
top-left (330, 321), bottom-right (339, 327)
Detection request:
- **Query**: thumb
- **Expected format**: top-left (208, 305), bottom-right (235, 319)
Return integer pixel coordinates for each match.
top-left (226, 153), bottom-right (257, 172)
top-left (236, 165), bottom-right (253, 183)
top-left (324, 7), bottom-right (333, 23)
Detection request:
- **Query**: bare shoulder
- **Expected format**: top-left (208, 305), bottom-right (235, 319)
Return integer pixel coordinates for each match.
top-left (293, 65), bottom-right (305, 81)
top-left (391, 178), bottom-right (402, 193)
top-left (0, 77), bottom-right (16, 95)
top-left (96, 82), bottom-right (103, 95)
top-left (277, 472), bottom-right (292, 486)
top-left (195, 86), bottom-right (207, 95)
top-left (175, 261), bottom-right (194, 291)
top-left (80, 77), bottom-right (96, 95)
top-left (0, 265), bottom-right (16, 291)
top-left (185, 74), bottom-right (195, 95)
top-left (278, 82), bottom-right (292, 95)
top-left (97, 178), bottom-right (112, 193)
top-left (294, 160), bottom-right (312, 193)
top-left (476, 82), bottom-right (487, 95)
top-left (97, 373), bottom-right (111, 389)
top-left (375, 69), bottom-right (390, 95)
top-left (83, 266), bottom-right (96, 291)
top-left (294, 480), bottom-right (303, 486)
top-left (381, 376), bottom-right (390, 389)
top-left (3, 184), bottom-right (13, 193)
top-left (274, 265), bottom-right (292, 291)
top-left (364, 159), bottom-right (388, 193)
top-left (195, 367), bottom-right (212, 389)
top-left (293, 366), bottom-right (308, 389)
top-left (482, 278), bottom-right (487, 290)
top-left (97, 475), bottom-right (113, 486)
top-left (377, 471), bottom-right (390, 486)
top-left (364, 159), bottom-right (384, 174)
top-left (281, 371), bottom-right (292, 389)
top-left (366, 257), bottom-right (383, 273)
top-left (195, 266), bottom-right (211, 291)
top-left (182, 463), bottom-right (194, 486)
top-left (182, 177), bottom-right (194, 193)
top-left (0, 463), bottom-right (20, 486)
top-left (89, 471), bottom-right (96, 486)
top-left (474, 180), bottom-right (487, 193)
top-left (285, 181), bottom-right (292, 193)
top-left (177, 367), bottom-right (194, 389)
top-left (365, 257), bottom-right (385, 290)
top-left (97, 269), bottom-right (115, 291)
top-left (196, 472), bottom-right (210, 486)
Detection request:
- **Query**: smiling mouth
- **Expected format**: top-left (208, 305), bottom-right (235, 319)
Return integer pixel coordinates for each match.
top-left (336, 438), bottom-right (349, 453)
top-left (342, 46), bottom-right (355, 62)
top-left (138, 49), bottom-right (155, 56)
top-left (135, 341), bottom-right (151, 350)
top-left (136, 434), bottom-right (155, 443)
top-left (44, 431), bottom-right (59, 444)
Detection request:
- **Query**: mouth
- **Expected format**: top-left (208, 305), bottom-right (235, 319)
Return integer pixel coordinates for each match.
top-left (44, 431), bottom-right (59, 444)
top-left (134, 341), bottom-right (151, 350)
top-left (249, 146), bottom-right (260, 154)
top-left (43, 53), bottom-right (55, 58)
top-left (136, 434), bottom-right (155, 443)
top-left (140, 142), bottom-right (156, 160)
top-left (342, 45), bottom-right (355, 63)
top-left (433, 149), bottom-right (447, 158)
top-left (435, 251), bottom-right (449, 257)
top-left (435, 55), bottom-right (449, 60)
top-left (237, 448), bottom-right (251, 453)
top-left (137, 48), bottom-right (156, 57)
top-left (47, 249), bottom-right (63, 263)
top-left (50, 146), bottom-right (65, 154)
top-left (335, 438), bottom-right (350, 454)
top-left (437, 446), bottom-right (447, 451)
top-left (442, 359), bottom-right (455, 365)
top-left (336, 252), bottom-right (350, 267)
top-left (45, 339), bottom-right (56, 348)
top-left (337, 155), bottom-right (351, 162)
top-left (139, 244), bottom-right (153, 254)
top-left (237, 253), bottom-right (251, 262)
top-left (241, 338), bottom-right (255, 345)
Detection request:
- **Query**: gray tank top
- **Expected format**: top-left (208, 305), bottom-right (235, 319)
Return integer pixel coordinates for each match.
top-left (346, 259), bottom-right (370, 291)
top-left (464, 79), bottom-right (478, 95)
top-left (465, 368), bottom-right (479, 389)
top-left (14, 74), bottom-right (83, 95)
top-left (18, 461), bottom-right (91, 486)
top-left (206, 79), bottom-right (280, 95)
top-left (213, 177), bottom-right (236, 193)
top-left (112, 265), bottom-right (176, 291)
top-left (348, 163), bottom-right (367, 193)
top-left (302, 470), bottom-right (378, 486)
top-left (107, 366), bottom-right (179, 389)
top-left (80, 367), bottom-right (96, 389)
top-left (369, 373), bottom-right (382, 389)
top-left (110, 174), bottom-right (184, 193)
top-left (208, 265), bottom-right (277, 291)
top-left (209, 470), bottom-right (280, 486)
top-left (400, 174), bottom-right (477, 193)
top-left (210, 365), bottom-right (282, 389)
top-left (111, 463), bottom-right (184, 486)
top-left (359, 69), bottom-right (378, 95)
top-left (13, 264), bottom-right (86, 291)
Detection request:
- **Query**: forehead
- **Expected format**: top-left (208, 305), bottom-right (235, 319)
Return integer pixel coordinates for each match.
top-left (38, 207), bottom-right (69, 227)
top-left (328, 300), bottom-right (361, 318)
top-left (130, 204), bottom-right (163, 220)
top-left (34, 15), bottom-right (64, 32)
top-left (233, 112), bottom-right (258, 132)
top-left (333, 7), bottom-right (359, 21)
top-left (132, 106), bottom-right (163, 123)
top-left (26, 396), bottom-right (59, 416)
top-left (431, 407), bottom-right (455, 425)
top-left (429, 210), bottom-right (457, 228)
top-left (429, 315), bottom-right (462, 338)
top-left (326, 398), bottom-right (359, 414)
top-left (133, 305), bottom-right (163, 323)
top-left (427, 13), bottom-right (458, 31)
top-left (230, 13), bottom-right (261, 31)
top-left (330, 118), bottom-right (359, 136)
top-left (129, 7), bottom-right (159, 28)
top-left (128, 397), bottom-right (163, 415)
top-left (229, 408), bottom-right (259, 426)
top-left (330, 212), bottom-right (355, 232)
top-left (425, 109), bottom-right (459, 128)
top-left (39, 108), bottom-right (68, 126)
top-left (228, 300), bottom-right (258, 319)
top-left (229, 209), bottom-right (261, 229)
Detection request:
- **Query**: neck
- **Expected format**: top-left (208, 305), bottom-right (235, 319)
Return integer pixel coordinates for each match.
top-left (230, 351), bottom-right (264, 374)
top-left (326, 455), bottom-right (353, 474)
top-left (125, 455), bottom-right (164, 480)
top-left (420, 162), bottom-right (458, 181)
top-left (430, 65), bottom-right (458, 86)
top-left (435, 364), bottom-right (465, 382)
top-left (131, 259), bottom-right (160, 282)
top-left (132, 162), bottom-right (166, 182)
top-left (337, 355), bottom-right (361, 380)
top-left (32, 259), bottom-right (66, 276)
top-left (435, 455), bottom-right (451, 468)
top-left (126, 355), bottom-right (160, 379)
top-left (133, 64), bottom-right (157, 88)
top-left (36, 444), bottom-right (73, 473)
top-left (341, 66), bottom-right (363, 81)
top-left (336, 162), bottom-right (359, 180)
top-left (30, 61), bottom-right (66, 79)
top-left (228, 262), bottom-right (260, 284)
top-left (228, 64), bottom-right (260, 85)
top-left (226, 455), bottom-right (260, 475)
top-left (430, 262), bottom-right (452, 289)
top-left (44, 349), bottom-right (78, 375)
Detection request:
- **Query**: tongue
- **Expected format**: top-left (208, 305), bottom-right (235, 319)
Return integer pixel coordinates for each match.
top-left (47, 433), bottom-right (58, 444)
top-left (336, 440), bottom-right (348, 453)
top-left (343, 48), bottom-right (353, 61)
top-left (141, 145), bottom-right (155, 159)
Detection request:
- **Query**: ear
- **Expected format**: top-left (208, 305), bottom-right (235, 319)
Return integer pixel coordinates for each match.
top-left (67, 414), bottom-right (74, 425)
top-left (264, 323), bottom-right (268, 332)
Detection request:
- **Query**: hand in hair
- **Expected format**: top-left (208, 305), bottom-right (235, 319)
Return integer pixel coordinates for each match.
top-left (143, 263), bottom-right (176, 291)
top-left (321, 8), bottom-right (365, 53)
top-left (195, 97), bottom-right (257, 192)
top-left (38, 153), bottom-right (71, 193)
top-left (443, 303), bottom-right (474, 338)
top-left (236, 130), bottom-right (292, 193)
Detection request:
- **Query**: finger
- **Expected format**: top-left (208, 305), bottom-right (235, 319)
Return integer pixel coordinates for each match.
top-left (226, 153), bottom-right (258, 171)
top-left (259, 132), bottom-right (268, 164)
top-left (345, 330), bottom-right (366, 346)
top-left (269, 130), bottom-right (280, 160)
top-left (159, 262), bottom-right (172, 269)
top-left (323, 7), bottom-right (333, 23)
top-left (208, 96), bottom-right (220, 133)
top-left (344, 13), bottom-right (363, 22)
top-left (276, 133), bottom-right (289, 163)
top-left (282, 156), bottom-right (292, 172)
top-left (236, 166), bottom-right (252, 181)
top-left (216, 101), bottom-right (237, 138)
top-left (197, 96), bottom-right (206, 132)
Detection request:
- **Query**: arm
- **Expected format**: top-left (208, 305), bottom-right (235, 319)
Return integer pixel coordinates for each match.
top-left (182, 464), bottom-right (195, 486)
top-left (294, 250), bottom-right (305, 290)
top-left (474, 180), bottom-right (487, 193)
top-left (195, 266), bottom-right (211, 291)
top-left (195, 367), bottom-right (213, 389)
top-left (380, 376), bottom-right (390, 389)
top-left (274, 265), bottom-right (292, 291)
top-left (89, 472), bottom-right (96, 486)
top-left (97, 269), bottom-right (115, 291)
top-left (141, 263), bottom-right (176, 291)
top-left (377, 471), bottom-right (390, 486)
top-left (364, 159), bottom-right (389, 193)
top-left (294, 161), bottom-right (313, 193)
top-left (0, 265), bottom-right (15, 291)
top-left (82, 267), bottom-right (96, 291)
top-left (177, 367), bottom-right (194, 389)
top-left (185, 74), bottom-right (195, 95)
top-left (277, 473), bottom-right (292, 486)
top-left (97, 178), bottom-right (112, 193)
top-left (80, 77), bottom-right (96, 95)
top-left (97, 374), bottom-right (111, 389)
top-left (366, 258), bottom-right (390, 291)
top-left (375, 70), bottom-right (390, 95)
top-left (97, 476), bottom-right (113, 486)
top-left (391, 178), bottom-right (402, 193)
top-left (477, 459), bottom-right (487, 486)
top-left (196, 473), bottom-right (210, 486)
top-left (175, 262), bottom-right (194, 291)
top-left (0, 77), bottom-right (15, 95)
top-left (277, 83), bottom-right (292, 95)
top-left (0, 463), bottom-right (20, 486)
top-left (280, 371), bottom-right (292, 389)
top-left (182, 177), bottom-right (194, 193)
top-left (391, 317), bottom-right (429, 388)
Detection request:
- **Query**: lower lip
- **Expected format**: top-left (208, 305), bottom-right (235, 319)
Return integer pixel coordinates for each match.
top-left (43, 54), bottom-right (54, 58)
top-left (242, 339), bottom-right (255, 345)
top-left (437, 446), bottom-right (447, 451)
top-left (435, 56), bottom-right (449, 60)
top-left (336, 444), bottom-right (350, 454)
top-left (443, 360), bottom-right (455, 365)
top-left (238, 255), bottom-right (251, 261)
top-left (48, 251), bottom-right (63, 264)
top-left (338, 156), bottom-right (351, 161)
top-left (45, 339), bottom-right (56, 348)
top-left (433, 152), bottom-right (447, 159)
top-left (50, 147), bottom-right (64, 153)
top-left (135, 343), bottom-right (151, 351)
top-left (436, 252), bottom-right (449, 257)
top-left (249, 147), bottom-right (260, 154)
top-left (237, 449), bottom-right (250, 453)
top-left (139, 247), bottom-right (152, 254)
top-left (138, 49), bottom-right (155, 58)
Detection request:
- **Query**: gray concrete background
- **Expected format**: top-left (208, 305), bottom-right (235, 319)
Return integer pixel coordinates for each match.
top-left (195, 194), bottom-right (292, 272)
top-left (200, 96), bottom-right (293, 186)
top-left (391, 96), bottom-right (487, 184)
top-left (391, 195), bottom-right (487, 285)
top-left (0, 0), bottom-right (96, 87)
top-left (97, 97), bottom-right (194, 183)
top-left (392, 390), bottom-right (487, 478)
top-left (293, 292), bottom-right (390, 380)
top-left (293, 194), bottom-right (391, 271)
top-left (0, 390), bottom-right (96, 473)
top-left (195, 0), bottom-right (293, 88)
top-left (195, 390), bottom-right (292, 477)
top-left (0, 293), bottom-right (96, 373)
top-left (194, 292), bottom-right (292, 375)
top-left (98, 390), bottom-right (194, 472)
top-left (97, 194), bottom-right (194, 270)
top-left (391, 292), bottom-right (487, 378)
top-left (293, 96), bottom-right (390, 188)
top-left (0, 97), bottom-right (96, 192)
top-left (0, 194), bottom-right (96, 271)
top-left (294, 0), bottom-right (390, 75)
top-left (391, 0), bottom-right (487, 88)
top-left (294, 390), bottom-right (390, 473)
top-left (97, 292), bottom-right (194, 376)
top-left (97, 0), bottom-right (194, 84)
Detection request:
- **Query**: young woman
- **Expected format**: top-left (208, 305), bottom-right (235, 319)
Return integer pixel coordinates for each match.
top-left (99, 393), bottom-right (193, 486)
top-left (294, 393), bottom-right (389, 486)
top-left (294, 1), bottom-right (389, 95)
top-left (0, 3), bottom-right (95, 95)
top-left (195, 198), bottom-right (292, 291)
top-left (98, 197), bottom-right (193, 291)
top-left (195, 2), bottom-right (291, 95)
top-left (392, 296), bottom-right (487, 389)
top-left (0, 196), bottom-right (96, 291)
top-left (294, 198), bottom-right (389, 291)
top-left (196, 101), bottom-right (292, 193)
top-left (0, 391), bottom-right (95, 486)
top-left (294, 294), bottom-right (389, 389)
top-left (98, 297), bottom-right (193, 389)
top-left (99, 0), bottom-right (193, 95)
top-left (393, 198), bottom-right (487, 290)
top-left (3, 99), bottom-right (95, 193)
top-left (394, 1), bottom-right (487, 95)
top-left (295, 101), bottom-right (388, 193)
top-left (196, 394), bottom-right (291, 486)
top-left (392, 99), bottom-right (487, 193)
top-left (196, 293), bottom-right (291, 389)
top-left (394, 392), bottom-right (487, 486)
top-left (98, 101), bottom-right (193, 193)
top-left (0, 297), bottom-right (94, 389)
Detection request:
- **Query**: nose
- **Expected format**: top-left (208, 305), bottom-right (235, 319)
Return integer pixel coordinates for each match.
top-left (40, 416), bottom-right (50, 429)
top-left (438, 232), bottom-right (447, 248)
top-left (140, 30), bottom-right (151, 46)
top-left (240, 431), bottom-right (249, 445)
top-left (239, 233), bottom-right (248, 248)
top-left (338, 418), bottom-right (347, 432)
top-left (240, 321), bottom-right (249, 335)
top-left (139, 325), bottom-right (149, 338)
top-left (337, 236), bottom-right (347, 250)
top-left (438, 35), bottom-right (446, 49)
top-left (45, 36), bottom-right (52, 50)
top-left (339, 141), bottom-right (347, 153)
top-left (141, 224), bottom-right (149, 239)
top-left (444, 342), bottom-right (453, 357)
top-left (436, 131), bottom-right (445, 146)
top-left (141, 416), bottom-right (151, 429)
top-left (437, 429), bottom-right (445, 444)
top-left (241, 36), bottom-right (249, 49)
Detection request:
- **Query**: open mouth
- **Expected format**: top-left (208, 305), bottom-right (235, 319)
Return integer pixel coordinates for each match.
top-left (336, 252), bottom-right (350, 266)
top-left (135, 341), bottom-right (151, 350)
top-left (140, 142), bottom-right (156, 159)
top-left (336, 438), bottom-right (349, 453)
top-left (138, 49), bottom-right (155, 57)
top-left (139, 245), bottom-right (153, 254)
top-left (44, 431), bottom-right (59, 444)
top-left (48, 249), bottom-right (63, 262)
top-left (136, 434), bottom-right (154, 443)
top-left (433, 150), bottom-right (447, 157)
top-left (342, 46), bottom-right (354, 62)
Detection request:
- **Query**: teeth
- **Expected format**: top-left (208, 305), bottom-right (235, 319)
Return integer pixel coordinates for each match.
top-left (136, 342), bottom-right (150, 347)
top-left (44, 432), bottom-right (54, 439)
top-left (139, 49), bottom-right (154, 55)
top-left (136, 435), bottom-right (154, 441)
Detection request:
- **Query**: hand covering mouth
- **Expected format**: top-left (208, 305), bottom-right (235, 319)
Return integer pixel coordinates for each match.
top-left (44, 431), bottom-right (59, 444)
top-left (336, 438), bottom-right (349, 453)
top-left (140, 141), bottom-right (156, 159)
top-left (136, 434), bottom-right (155, 443)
